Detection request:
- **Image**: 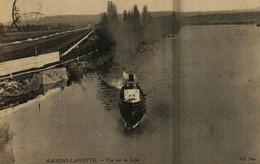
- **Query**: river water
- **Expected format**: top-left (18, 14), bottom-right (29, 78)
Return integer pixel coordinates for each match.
top-left (1, 25), bottom-right (260, 164)
top-left (179, 25), bottom-right (260, 164)
top-left (0, 32), bottom-right (178, 163)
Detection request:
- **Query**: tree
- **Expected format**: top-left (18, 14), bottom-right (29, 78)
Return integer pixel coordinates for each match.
top-left (123, 10), bottom-right (127, 21)
top-left (99, 13), bottom-right (109, 28)
top-left (142, 5), bottom-right (148, 19)
top-left (133, 5), bottom-right (140, 19)
top-left (142, 5), bottom-right (152, 26)
top-left (97, 11), bottom-right (115, 52)
top-left (107, 1), bottom-right (119, 24)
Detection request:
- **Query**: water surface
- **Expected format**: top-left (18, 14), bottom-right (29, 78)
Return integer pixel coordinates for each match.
top-left (0, 35), bottom-right (177, 164)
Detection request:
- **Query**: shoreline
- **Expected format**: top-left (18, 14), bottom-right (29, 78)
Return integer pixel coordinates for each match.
top-left (181, 23), bottom-right (258, 27)
top-left (0, 51), bottom-right (114, 112)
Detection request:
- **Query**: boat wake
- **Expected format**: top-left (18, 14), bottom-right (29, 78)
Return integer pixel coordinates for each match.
top-left (110, 78), bottom-right (124, 89)
top-left (97, 73), bottom-right (124, 90)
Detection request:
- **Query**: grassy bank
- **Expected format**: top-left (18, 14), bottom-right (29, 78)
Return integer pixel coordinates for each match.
top-left (180, 11), bottom-right (260, 26)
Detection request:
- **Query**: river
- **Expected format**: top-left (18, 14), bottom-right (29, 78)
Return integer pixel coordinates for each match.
top-left (179, 25), bottom-right (260, 164)
top-left (0, 32), bottom-right (178, 163)
top-left (1, 24), bottom-right (260, 164)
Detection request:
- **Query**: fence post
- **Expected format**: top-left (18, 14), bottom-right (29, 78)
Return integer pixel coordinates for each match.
top-left (35, 46), bottom-right (38, 56)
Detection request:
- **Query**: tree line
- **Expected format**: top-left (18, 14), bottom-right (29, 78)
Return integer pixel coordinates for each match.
top-left (97, 1), bottom-right (180, 52)
top-left (0, 23), bottom-right (74, 32)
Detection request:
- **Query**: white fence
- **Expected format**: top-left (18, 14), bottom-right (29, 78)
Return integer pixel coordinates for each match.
top-left (0, 52), bottom-right (60, 76)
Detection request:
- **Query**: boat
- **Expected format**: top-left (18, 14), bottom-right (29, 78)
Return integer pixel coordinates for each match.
top-left (118, 72), bottom-right (146, 129)
top-left (167, 33), bottom-right (175, 37)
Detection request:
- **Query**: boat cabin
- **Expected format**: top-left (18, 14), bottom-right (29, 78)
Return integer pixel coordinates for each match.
top-left (120, 73), bottom-right (144, 103)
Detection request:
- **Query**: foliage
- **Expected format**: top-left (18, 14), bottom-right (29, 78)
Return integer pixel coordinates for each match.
top-left (97, 2), bottom-right (180, 51)
top-left (96, 1), bottom-right (118, 52)
top-left (107, 1), bottom-right (119, 24)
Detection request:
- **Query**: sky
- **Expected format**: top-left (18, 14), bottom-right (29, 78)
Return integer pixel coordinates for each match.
top-left (0, 0), bottom-right (259, 23)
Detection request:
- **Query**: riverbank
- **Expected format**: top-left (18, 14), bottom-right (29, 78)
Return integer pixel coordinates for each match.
top-left (179, 11), bottom-right (260, 26)
top-left (0, 51), bottom-right (114, 111)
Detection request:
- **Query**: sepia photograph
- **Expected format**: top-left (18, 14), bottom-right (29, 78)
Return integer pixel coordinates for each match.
top-left (0, 0), bottom-right (259, 163)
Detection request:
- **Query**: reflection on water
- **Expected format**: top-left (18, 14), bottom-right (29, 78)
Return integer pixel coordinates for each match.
top-left (0, 81), bottom-right (67, 114)
top-left (0, 80), bottom-right (67, 111)
top-left (42, 81), bottom-right (67, 94)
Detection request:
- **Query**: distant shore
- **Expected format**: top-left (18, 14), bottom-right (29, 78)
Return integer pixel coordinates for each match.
top-left (179, 11), bottom-right (260, 26)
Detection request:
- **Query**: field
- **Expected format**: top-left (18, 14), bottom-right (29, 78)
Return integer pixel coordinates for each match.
top-left (19, 15), bottom-right (100, 28)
